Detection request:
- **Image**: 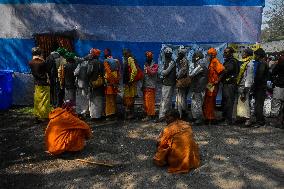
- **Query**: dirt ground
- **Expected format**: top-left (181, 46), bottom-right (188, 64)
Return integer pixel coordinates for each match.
top-left (0, 107), bottom-right (283, 189)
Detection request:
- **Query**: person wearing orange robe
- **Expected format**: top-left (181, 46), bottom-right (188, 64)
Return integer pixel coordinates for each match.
top-left (103, 49), bottom-right (120, 120)
top-left (153, 109), bottom-right (200, 174)
top-left (45, 106), bottom-right (92, 155)
top-left (203, 48), bottom-right (225, 125)
top-left (142, 51), bottom-right (159, 121)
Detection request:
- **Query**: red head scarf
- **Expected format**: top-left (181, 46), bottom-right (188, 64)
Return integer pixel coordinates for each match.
top-left (90, 48), bottom-right (101, 57)
top-left (145, 51), bottom-right (153, 59)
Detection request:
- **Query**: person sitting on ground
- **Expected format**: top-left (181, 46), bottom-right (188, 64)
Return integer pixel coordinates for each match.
top-left (45, 101), bottom-right (92, 155)
top-left (153, 109), bottom-right (200, 174)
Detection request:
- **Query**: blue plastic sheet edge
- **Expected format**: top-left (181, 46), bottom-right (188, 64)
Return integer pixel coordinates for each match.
top-left (0, 0), bottom-right (265, 7)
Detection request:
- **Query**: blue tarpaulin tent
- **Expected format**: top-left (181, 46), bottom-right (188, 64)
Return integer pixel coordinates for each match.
top-left (0, 0), bottom-right (264, 73)
top-left (0, 0), bottom-right (265, 105)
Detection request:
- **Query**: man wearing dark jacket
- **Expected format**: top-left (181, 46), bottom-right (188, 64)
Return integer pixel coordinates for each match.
top-left (252, 48), bottom-right (269, 127)
top-left (271, 55), bottom-right (284, 128)
top-left (221, 47), bottom-right (240, 125)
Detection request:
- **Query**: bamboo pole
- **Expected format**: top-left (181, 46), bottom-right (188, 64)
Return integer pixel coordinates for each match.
top-left (75, 159), bottom-right (114, 167)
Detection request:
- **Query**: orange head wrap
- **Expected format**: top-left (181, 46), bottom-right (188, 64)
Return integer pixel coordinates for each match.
top-left (145, 51), bottom-right (153, 59)
top-left (207, 48), bottom-right (217, 56)
top-left (90, 48), bottom-right (101, 57)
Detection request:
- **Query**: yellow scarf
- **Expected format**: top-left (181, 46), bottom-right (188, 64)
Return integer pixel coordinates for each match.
top-left (236, 56), bottom-right (253, 85)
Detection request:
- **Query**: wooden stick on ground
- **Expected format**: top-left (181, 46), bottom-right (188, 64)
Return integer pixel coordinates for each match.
top-left (75, 159), bottom-right (114, 167)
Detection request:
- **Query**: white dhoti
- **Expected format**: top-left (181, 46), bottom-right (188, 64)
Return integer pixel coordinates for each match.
top-left (89, 93), bottom-right (104, 119)
top-left (159, 85), bottom-right (175, 119)
top-left (76, 88), bottom-right (89, 115)
top-left (176, 87), bottom-right (189, 117)
top-left (191, 92), bottom-right (205, 120)
top-left (236, 87), bottom-right (251, 119)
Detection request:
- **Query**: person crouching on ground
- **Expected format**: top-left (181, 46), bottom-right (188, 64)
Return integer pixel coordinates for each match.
top-left (153, 109), bottom-right (200, 174)
top-left (29, 47), bottom-right (52, 123)
top-left (45, 101), bottom-right (92, 155)
top-left (142, 51), bottom-right (159, 121)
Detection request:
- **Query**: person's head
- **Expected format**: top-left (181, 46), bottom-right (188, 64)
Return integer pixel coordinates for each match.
top-left (64, 52), bottom-right (76, 63)
top-left (165, 109), bottom-right (180, 124)
top-left (123, 48), bottom-right (132, 59)
top-left (104, 48), bottom-right (112, 58)
top-left (223, 47), bottom-right (235, 59)
top-left (32, 47), bottom-right (43, 57)
top-left (254, 48), bottom-right (266, 61)
top-left (207, 48), bottom-right (217, 60)
top-left (192, 51), bottom-right (204, 63)
top-left (164, 47), bottom-right (173, 59)
top-left (242, 48), bottom-right (253, 59)
top-left (56, 47), bottom-right (68, 57)
top-left (177, 47), bottom-right (186, 58)
top-left (90, 48), bottom-right (101, 58)
top-left (145, 51), bottom-right (153, 62)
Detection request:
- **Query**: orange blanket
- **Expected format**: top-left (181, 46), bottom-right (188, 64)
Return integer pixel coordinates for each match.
top-left (45, 108), bottom-right (92, 155)
top-left (154, 120), bottom-right (200, 173)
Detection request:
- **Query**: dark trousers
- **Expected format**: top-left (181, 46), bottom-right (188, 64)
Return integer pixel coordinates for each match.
top-left (254, 88), bottom-right (266, 124)
top-left (222, 83), bottom-right (236, 123)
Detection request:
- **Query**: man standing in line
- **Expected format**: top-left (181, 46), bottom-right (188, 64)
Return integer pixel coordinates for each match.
top-left (29, 47), bottom-right (52, 122)
top-left (176, 47), bottom-right (190, 119)
top-left (220, 47), bottom-right (240, 125)
top-left (158, 47), bottom-right (176, 122)
top-left (236, 48), bottom-right (254, 126)
top-left (104, 48), bottom-right (121, 120)
top-left (142, 51), bottom-right (159, 121)
top-left (203, 48), bottom-right (224, 125)
top-left (123, 49), bottom-right (138, 119)
top-left (87, 48), bottom-right (105, 121)
top-left (189, 51), bottom-right (208, 125)
top-left (252, 48), bottom-right (269, 127)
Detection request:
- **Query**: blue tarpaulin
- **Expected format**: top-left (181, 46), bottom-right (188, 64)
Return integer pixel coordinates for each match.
top-left (0, 0), bottom-right (264, 73)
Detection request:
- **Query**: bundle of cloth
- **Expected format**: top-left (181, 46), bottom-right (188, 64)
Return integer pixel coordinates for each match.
top-left (45, 107), bottom-right (92, 155)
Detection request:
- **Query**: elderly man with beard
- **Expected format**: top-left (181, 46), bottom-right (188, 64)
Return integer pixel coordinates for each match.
top-left (157, 47), bottom-right (176, 122)
top-left (175, 47), bottom-right (190, 119)
top-left (189, 51), bottom-right (208, 125)
top-left (236, 48), bottom-right (255, 127)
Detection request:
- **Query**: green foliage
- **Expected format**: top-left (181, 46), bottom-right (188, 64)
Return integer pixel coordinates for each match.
top-left (261, 0), bottom-right (284, 42)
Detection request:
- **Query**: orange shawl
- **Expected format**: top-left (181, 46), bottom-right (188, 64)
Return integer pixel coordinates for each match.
top-left (154, 120), bottom-right (200, 173)
top-left (45, 108), bottom-right (92, 155)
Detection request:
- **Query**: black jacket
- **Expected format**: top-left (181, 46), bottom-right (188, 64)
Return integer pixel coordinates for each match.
top-left (253, 60), bottom-right (269, 90)
top-left (221, 57), bottom-right (239, 84)
top-left (64, 61), bottom-right (77, 89)
top-left (272, 62), bottom-right (284, 88)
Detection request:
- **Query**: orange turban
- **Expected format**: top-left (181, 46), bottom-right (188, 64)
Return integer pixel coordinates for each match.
top-left (207, 48), bottom-right (217, 56)
top-left (145, 51), bottom-right (153, 59)
top-left (90, 48), bottom-right (101, 57)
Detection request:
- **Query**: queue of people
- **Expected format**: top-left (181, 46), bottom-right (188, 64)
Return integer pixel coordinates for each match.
top-left (28, 46), bottom-right (284, 128)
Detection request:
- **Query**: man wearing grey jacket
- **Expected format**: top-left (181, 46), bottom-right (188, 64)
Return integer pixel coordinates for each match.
top-left (158, 47), bottom-right (176, 121)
